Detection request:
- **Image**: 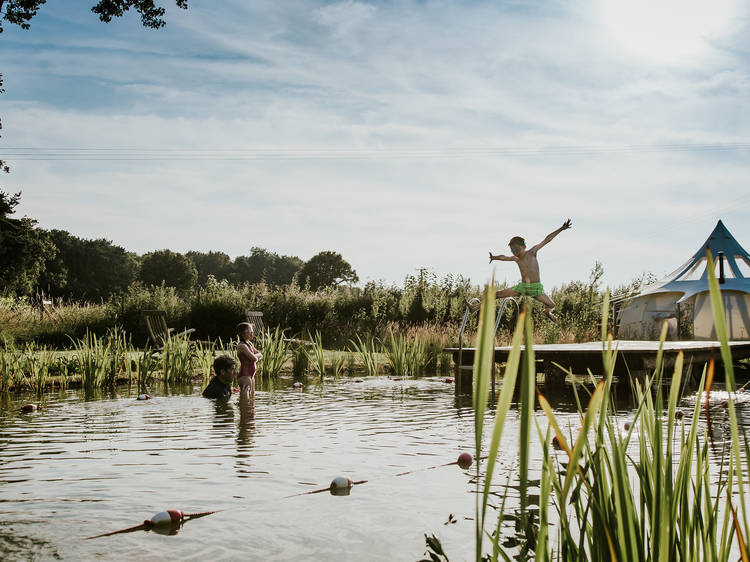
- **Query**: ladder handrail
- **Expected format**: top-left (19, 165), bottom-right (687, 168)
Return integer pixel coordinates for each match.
top-left (457, 297), bottom-right (519, 394)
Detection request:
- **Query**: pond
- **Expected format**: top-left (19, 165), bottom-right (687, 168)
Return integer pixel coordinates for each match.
top-left (0, 376), bottom-right (738, 560)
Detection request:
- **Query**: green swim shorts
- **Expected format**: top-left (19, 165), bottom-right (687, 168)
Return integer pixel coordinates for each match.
top-left (512, 282), bottom-right (545, 297)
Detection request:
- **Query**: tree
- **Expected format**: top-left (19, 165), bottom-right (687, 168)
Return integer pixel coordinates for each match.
top-left (231, 247), bottom-right (303, 286)
top-left (38, 229), bottom-right (138, 300)
top-left (186, 250), bottom-right (232, 285)
top-left (296, 251), bottom-right (359, 291)
top-left (0, 190), bottom-right (55, 295)
top-left (0, 1), bottom-right (189, 33)
top-left (139, 249), bottom-right (197, 292)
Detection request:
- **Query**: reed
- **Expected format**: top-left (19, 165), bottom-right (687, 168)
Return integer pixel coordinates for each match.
top-left (384, 332), bottom-right (408, 377)
top-left (307, 331), bottom-right (327, 378)
top-left (135, 347), bottom-right (158, 394)
top-left (350, 335), bottom-right (380, 377)
top-left (406, 335), bottom-right (426, 376)
top-left (330, 351), bottom-right (346, 378)
top-left (194, 340), bottom-right (217, 384)
top-left (160, 333), bottom-right (195, 385)
top-left (462, 251), bottom-right (750, 560)
top-left (71, 331), bottom-right (112, 394)
top-left (291, 343), bottom-right (309, 377)
top-left (258, 327), bottom-right (289, 378)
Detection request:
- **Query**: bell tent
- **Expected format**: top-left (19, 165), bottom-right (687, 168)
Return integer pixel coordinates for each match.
top-left (617, 220), bottom-right (750, 340)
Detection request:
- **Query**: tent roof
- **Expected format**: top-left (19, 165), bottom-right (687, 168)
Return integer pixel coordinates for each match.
top-left (634, 220), bottom-right (750, 303)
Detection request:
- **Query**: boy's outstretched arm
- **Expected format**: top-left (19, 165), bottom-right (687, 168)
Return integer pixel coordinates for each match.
top-left (489, 251), bottom-right (517, 263)
top-left (530, 219), bottom-right (572, 252)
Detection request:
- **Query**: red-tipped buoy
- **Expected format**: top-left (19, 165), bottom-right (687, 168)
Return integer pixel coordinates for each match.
top-left (457, 452), bottom-right (473, 469)
top-left (19, 403), bottom-right (41, 413)
top-left (552, 435), bottom-right (563, 450)
top-left (292, 381), bottom-right (304, 388)
top-left (444, 378), bottom-right (454, 384)
top-left (145, 509), bottom-right (184, 527)
top-left (330, 476), bottom-right (354, 496)
top-left (675, 409), bottom-right (684, 420)
top-left (624, 422), bottom-right (631, 431)
top-left (136, 394), bottom-right (151, 401)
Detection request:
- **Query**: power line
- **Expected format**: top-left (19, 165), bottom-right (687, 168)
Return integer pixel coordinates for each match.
top-left (2, 142), bottom-right (750, 161)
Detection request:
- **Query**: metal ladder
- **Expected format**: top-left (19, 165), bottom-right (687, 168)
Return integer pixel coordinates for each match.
top-left (456, 297), bottom-right (519, 395)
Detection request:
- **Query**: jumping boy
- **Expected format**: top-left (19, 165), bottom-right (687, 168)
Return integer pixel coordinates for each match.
top-left (471, 219), bottom-right (572, 321)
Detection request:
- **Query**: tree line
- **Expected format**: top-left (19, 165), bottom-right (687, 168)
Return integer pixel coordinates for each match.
top-left (0, 191), bottom-right (359, 300)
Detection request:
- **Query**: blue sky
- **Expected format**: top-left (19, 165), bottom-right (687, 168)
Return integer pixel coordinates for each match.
top-left (2, 0), bottom-right (750, 290)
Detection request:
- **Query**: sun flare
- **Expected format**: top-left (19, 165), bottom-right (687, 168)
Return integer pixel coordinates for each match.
top-left (598, 0), bottom-right (739, 63)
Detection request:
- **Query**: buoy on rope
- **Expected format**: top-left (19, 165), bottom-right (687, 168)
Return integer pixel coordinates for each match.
top-left (624, 422), bottom-right (631, 431)
top-left (457, 452), bottom-right (473, 469)
top-left (292, 381), bottom-right (304, 388)
top-left (551, 435), bottom-right (563, 450)
top-left (136, 394), bottom-right (151, 401)
top-left (444, 378), bottom-right (454, 384)
top-left (83, 509), bottom-right (219, 540)
top-left (330, 476), bottom-right (354, 496)
top-left (19, 403), bottom-right (42, 413)
top-left (675, 409), bottom-right (684, 420)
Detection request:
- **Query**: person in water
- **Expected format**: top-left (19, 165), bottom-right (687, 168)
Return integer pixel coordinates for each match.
top-left (470, 219), bottom-right (572, 321)
top-left (236, 322), bottom-right (262, 400)
top-left (202, 355), bottom-right (237, 400)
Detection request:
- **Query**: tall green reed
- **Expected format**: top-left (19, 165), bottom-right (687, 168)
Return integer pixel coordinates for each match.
top-left (258, 327), bottom-right (289, 378)
top-left (307, 331), bottom-right (327, 378)
top-left (160, 333), bottom-right (195, 385)
top-left (330, 351), bottom-right (346, 378)
top-left (71, 331), bottom-right (112, 394)
top-left (350, 335), bottom-right (380, 376)
top-left (384, 332), bottom-right (408, 377)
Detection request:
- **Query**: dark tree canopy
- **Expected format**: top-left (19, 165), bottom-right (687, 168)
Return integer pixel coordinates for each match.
top-left (186, 250), bottom-right (232, 285)
top-left (38, 229), bottom-right (138, 300)
top-left (139, 249), bottom-right (197, 292)
top-left (231, 247), bottom-right (303, 286)
top-left (296, 251), bottom-right (359, 291)
top-left (0, 0), bottom-right (188, 33)
top-left (0, 190), bottom-right (55, 295)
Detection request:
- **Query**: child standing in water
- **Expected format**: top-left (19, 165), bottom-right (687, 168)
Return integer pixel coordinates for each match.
top-left (471, 219), bottom-right (572, 321)
top-left (236, 322), bottom-right (262, 399)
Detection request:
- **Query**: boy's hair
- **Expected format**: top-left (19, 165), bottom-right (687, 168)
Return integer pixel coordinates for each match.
top-left (509, 236), bottom-right (525, 247)
top-left (236, 322), bottom-right (254, 335)
top-left (213, 354), bottom-right (236, 374)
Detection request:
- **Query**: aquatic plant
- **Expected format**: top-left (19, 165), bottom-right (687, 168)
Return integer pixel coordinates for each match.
top-left (135, 347), bottom-right (158, 394)
top-left (307, 331), bottom-right (327, 378)
top-left (291, 342), bottom-right (309, 377)
top-left (330, 351), bottom-right (346, 378)
top-left (384, 332), bottom-right (408, 377)
top-left (194, 340), bottom-right (217, 384)
top-left (463, 251), bottom-right (750, 560)
top-left (350, 335), bottom-right (380, 377)
top-left (258, 327), bottom-right (289, 378)
top-left (71, 331), bottom-right (112, 394)
top-left (160, 333), bottom-right (195, 385)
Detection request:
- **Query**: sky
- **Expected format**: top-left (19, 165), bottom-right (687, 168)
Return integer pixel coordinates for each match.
top-left (2, 0), bottom-right (750, 291)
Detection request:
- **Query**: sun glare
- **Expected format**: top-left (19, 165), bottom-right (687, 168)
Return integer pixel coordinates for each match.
top-left (598, 0), bottom-right (738, 63)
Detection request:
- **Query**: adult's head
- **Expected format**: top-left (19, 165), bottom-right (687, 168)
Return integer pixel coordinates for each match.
top-left (213, 354), bottom-right (236, 383)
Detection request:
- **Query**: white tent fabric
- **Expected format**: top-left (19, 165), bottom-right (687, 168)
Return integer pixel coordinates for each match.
top-left (635, 220), bottom-right (750, 303)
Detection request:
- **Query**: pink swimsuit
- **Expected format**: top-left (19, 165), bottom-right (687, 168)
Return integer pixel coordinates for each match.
top-left (238, 342), bottom-right (257, 379)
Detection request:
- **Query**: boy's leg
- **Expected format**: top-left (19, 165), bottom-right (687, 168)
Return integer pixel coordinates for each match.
top-left (465, 288), bottom-right (519, 312)
top-left (535, 294), bottom-right (557, 321)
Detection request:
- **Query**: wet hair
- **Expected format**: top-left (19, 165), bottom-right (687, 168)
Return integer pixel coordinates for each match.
top-left (509, 236), bottom-right (525, 247)
top-left (236, 322), bottom-right (254, 335)
top-left (213, 354), bottom-right (236, 375)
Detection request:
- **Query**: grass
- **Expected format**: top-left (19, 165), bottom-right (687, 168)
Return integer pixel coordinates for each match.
top-left (258, 327), bottom-right (290, 378)
top-left (458, 250), bottom-right (750, 561)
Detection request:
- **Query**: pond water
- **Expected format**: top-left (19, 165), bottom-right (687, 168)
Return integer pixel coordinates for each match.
top-left (0, 376), bottom-right (740, 561)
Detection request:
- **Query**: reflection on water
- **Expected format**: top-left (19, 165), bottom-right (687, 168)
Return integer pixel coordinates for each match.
top-left (1, 376), bottom-right (748, 560)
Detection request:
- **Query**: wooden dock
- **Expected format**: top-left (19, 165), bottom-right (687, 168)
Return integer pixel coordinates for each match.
top-left (444, 340), bottom-right (750, 393)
